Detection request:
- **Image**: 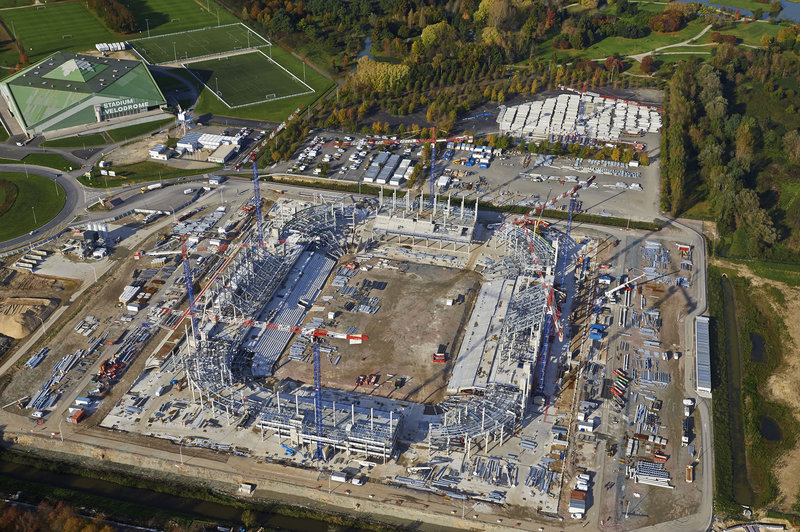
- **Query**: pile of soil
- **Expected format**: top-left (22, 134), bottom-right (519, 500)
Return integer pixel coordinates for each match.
top-left (0, 297), bottom-right (56, 338)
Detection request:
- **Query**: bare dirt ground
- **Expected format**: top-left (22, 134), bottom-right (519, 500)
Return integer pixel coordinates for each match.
top-left (711, 258), bottom-right (800, 512)
top-left (272, 259), bottom-right (481, 405)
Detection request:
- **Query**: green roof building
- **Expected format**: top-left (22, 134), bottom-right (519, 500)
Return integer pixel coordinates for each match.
top-left (0, 52), bottom-right (167, 135)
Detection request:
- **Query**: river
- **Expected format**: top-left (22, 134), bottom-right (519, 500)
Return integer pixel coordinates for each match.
top-left (0, 460), bottom-right (347, 531)
top-left (675, 0), bottom-right (800, 21)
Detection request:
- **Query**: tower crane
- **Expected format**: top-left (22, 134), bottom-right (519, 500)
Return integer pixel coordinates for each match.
top-left (429, 127), bottom-right (437, 201)
top-left (251, 152), bottom-right (264, 246)
top-left (181, 236), bottom-right (199, 342)
top-left (312, 339), bottom-right (324, 461)
top-left (537, 198), bottom-right (578, 393)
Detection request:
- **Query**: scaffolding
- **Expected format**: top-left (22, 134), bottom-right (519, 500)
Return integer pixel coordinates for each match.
top-left (256, 388), bottom-right (399, 462)
top-left (490, 223), bottom-right (557, 278)
top-left (427, 386), bottom-right (521, 457)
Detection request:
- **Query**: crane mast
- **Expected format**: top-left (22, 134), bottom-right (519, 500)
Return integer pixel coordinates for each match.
top-left (181, 237), bottom-right (199, 341)
top-left (251, 153), bottom-right (264, 246)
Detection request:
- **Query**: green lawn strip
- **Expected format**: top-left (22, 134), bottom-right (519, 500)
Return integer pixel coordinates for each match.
top-left (0, 2), bottom-right (118, 68)
top-left (40, 133), bottom-right (107, 148)
top-left (126, 0), bottom-right (237, 38)
top-left (744, 260), bottom-right (800, 287)
top-left (22, 152), bottom-right (74, 171)
top-left (193, 45), bottom-right (335, 121)
top-left (0, 171), bottom-right (64, 239)
top-left (651, 45), bottom-right (714, 55)
top-left (79, 161), bottom-right (214, 188)
top-left (681, 200), bottom-right (714, 220)
top-left (0, 178), bottom-right (17, 215)
top-left (106, 117), bottom-right (175, 143)
top-left (707, 266), bottom-right (739, 515)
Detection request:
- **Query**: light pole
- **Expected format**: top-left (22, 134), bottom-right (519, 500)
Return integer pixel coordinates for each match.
top-left (23, 161), bottom-right (28, 179)
top-left (145, 18), bottom-right (150, 38)
top-left (31, 205), bottom-right (36, 225)
top-left (215, 77), bottom-right (219, 95)
top-left (34, 314), bottom-right (46, 334)
top-left (89, 263), bottom-right (98, 283)
top-left (58, 419), bottom-right (63, 443)
top-left (173, 42), bottom-right (177, 63)
top-left (179, 437), bottom-right (184, 466)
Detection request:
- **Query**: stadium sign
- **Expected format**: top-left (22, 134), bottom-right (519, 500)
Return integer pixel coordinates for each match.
top-left (103, 98), bottom-right (149, 113)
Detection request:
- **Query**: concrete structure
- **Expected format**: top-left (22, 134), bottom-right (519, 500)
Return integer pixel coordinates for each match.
top-left (371, 191), bottom-right (477, 254)
top-left (149, 144), bottom-right (171, 160)
top-left (0, 52), bottom-right (166, 135)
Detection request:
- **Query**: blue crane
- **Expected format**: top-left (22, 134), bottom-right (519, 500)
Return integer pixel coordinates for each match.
top-left (181, 237), bottom-right (199, 341)
top-left (311, 339), bottom-right (325, 462)
top-left (251, 153), bottom-right (264, 246)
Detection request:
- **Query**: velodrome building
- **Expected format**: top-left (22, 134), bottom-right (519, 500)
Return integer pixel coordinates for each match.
top-left (0, 52), bottom-right (167, 136)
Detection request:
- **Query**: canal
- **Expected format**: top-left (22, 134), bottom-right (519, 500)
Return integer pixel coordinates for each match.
top-left (0, 459), bottom-right (354, 531)
top-left (720, 275), bottom-right (756, 506)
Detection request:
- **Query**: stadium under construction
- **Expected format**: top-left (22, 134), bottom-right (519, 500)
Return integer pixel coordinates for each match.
top-left (172, 190), bottom-right (564, 464)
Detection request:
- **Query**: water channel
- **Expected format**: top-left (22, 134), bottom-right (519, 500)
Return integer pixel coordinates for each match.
top-left (720, 275), bottom-right (756, 506)
top-left (0, 460), bottom-right (344, 531)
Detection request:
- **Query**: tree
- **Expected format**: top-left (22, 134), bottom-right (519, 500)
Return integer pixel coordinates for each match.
top-left (783, 130), bottom-right (800, 164)
top-left (760, 34), bottom-right (774, 49)
top-left (640, 56), bottom-right (654, 74)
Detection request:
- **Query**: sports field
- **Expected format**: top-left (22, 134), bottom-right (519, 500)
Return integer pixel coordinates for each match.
top-left (0, 172), bottom-right (65, 241)
top-left (131, 23), bottom-right (269, 64)
top-left (185, 50), bottom-right (313, 108)
top-left (193, 44), bottom-right (334, 121)
top-left (127, 0), bottom-right (237, 37)
top-left (0, 3), bottom-right (116, 68)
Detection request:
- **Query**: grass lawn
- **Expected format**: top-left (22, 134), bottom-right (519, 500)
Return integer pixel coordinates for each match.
top-left (106, 117), bottom-right (174, 143)
top-left (40, 134), bottom-right (107, 148)
top-left (193, 45), bottom-right (334, 121)
top-left (696, 20), bottom-right (782, 46)
top-left (0, 2), bottom-right (117, 68)
top-left (681, 199), bottom-right (714, 219)
top-left (22, 153), bottom-right (75, 171)
top-left (186, 50), bottom-right (313, 108)
top-left (79, 161), bottom-right (214, 188)
top-left (126, 0), bottom-right (237, 38)
top-left (131, 23), bottom-right (267, 64)
top-left (0, 172), bottom-right (64, 240)
top-left (537, 17), bottom-right (708, 62)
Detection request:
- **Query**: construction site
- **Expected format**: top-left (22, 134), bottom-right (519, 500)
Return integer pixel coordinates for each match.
top-left (0, 125), bottom-right (707, 529)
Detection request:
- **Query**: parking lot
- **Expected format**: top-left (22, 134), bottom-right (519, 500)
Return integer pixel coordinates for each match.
top-left (276, 129), bottom-right (661, 223)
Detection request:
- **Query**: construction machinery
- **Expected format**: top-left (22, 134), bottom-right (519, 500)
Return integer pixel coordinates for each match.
top-left (282, 442), bottom-right (307, 459)
top-left (604, 273), bottom-right (647, 300)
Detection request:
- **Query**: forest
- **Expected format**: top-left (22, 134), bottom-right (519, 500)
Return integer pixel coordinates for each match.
top-left (660, 42), bottom-right (800, 260)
